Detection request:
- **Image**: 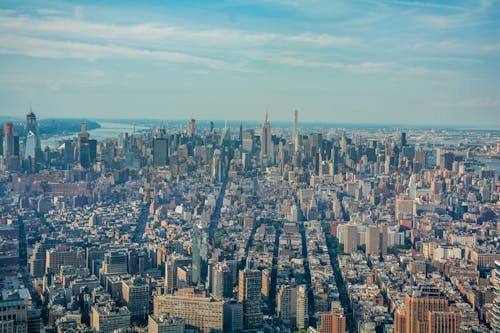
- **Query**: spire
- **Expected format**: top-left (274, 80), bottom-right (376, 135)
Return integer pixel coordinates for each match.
top-left (81, 119), bottom-right (87, 134)
top-left (265, 111), bottom-right (268, 124)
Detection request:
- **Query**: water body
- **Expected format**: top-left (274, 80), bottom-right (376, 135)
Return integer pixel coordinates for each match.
top-left (41, 122), bottom-right (148, 148)
top-left (476, 157), bottom-right (500, 174)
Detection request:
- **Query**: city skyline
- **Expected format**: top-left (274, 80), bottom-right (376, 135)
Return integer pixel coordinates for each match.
top-left (0, 0), bottom-right (499, 126)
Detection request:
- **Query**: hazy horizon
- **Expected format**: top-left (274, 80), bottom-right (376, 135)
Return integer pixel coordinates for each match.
top-left (1, 0), bottom-right (499, 126)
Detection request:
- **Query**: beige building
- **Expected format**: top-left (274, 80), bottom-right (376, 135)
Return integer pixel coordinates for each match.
top-left (148, 314), bottom-right (185, 333)
top-left (343, 224), bottom-right (358, 254)
top-left (122, 278), bottom-right (149, 320)
top-left (46, 246), bottom-right (84, 274)
top-left (153, 290), bottom-right (223, 333)
top-left (91, 303), bottom-right (131, 333)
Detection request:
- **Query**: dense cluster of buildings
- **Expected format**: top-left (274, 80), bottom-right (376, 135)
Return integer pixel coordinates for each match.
top-left (0, 111), bottom-right (498, 332)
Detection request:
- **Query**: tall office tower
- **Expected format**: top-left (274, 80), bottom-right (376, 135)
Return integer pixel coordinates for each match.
top-left (238, 268), bottom-right (263, 331)
top-left (414, 150), bottom-right (427, 169)
top-left (24, 131), bottom-right (36, 171)
top-left (3, 122), bottom-right (19, 171)
top-left (365, 224), bottom-right (380, 256)
top-left (211, 149), bottom-right (223, 182)
top-left (293, 110), bottom-right (299, 152)
top-left (78, 120), bottom-right (91, 168)
top-left (394, 286), bottom-right (459, 333)
top-left (153, 137), bottom-right (169, 167)
top-left (261, 268), bottom-right (271, 300)
top-left (400, 132), bottom-right (407, 147)
top-left (492, 261), bottom-right (500, 332)
top-left (223, 301), bottom-right (244, 333)
top-left (379, 224), bottom-right (388, 255)
top-left (188, 118), bottom-right (196, 136)
top-left (317, 303), bottom-right (347, 333)
top-left (153, 292), bottom-right (224, 333)
top-left (63, 139), bottom-right (73, 168)
top-left (148, 315), bottom-right (185, 333)
top-left (122, 278), bottom-right (150, 320)
top-left (277, 285), bottom-right (297, 325)
top-left (0, 127), bottom-right (3, 156)
top-left (260, 112), bottom-right (272, 165)
top-left (331, 146), bottom-right (340, 175)
top-left (239, 122), bottom-right (243, 144)
top-left (25, 111), bottom-right (42, 160)
top-left (296, 285), bottom-right (308, 329)
top-left (343, 224), bottom-right (358, 254)
top-left (212, 262), bottom-right (232, 299)
top-left (442, 152), bottom-right (454, 171)
top-left (191, 225), bottom-right (208, 285)
top-left (242, 129), bottom-right (255, 154)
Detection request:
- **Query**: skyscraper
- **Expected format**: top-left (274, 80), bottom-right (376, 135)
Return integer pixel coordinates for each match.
top-left (25, 111), bottom-right (42, 162)
top-left (365, 224), bottom-right (380, 256)
top-left (293, 110), bottom-right (299, 153)
top-left (343, 224), bottom-right (358, 254)
top-left (296, 284), bottom-right (308, 329)
top-left (153, 137), bottom-right (169, 167)
top-left (260, 113), bottom-right (272, 165)
top-left (3, 122), bottom-right (19, 171)
top-left (78, 120), bottom-right (91, 168)
top-left (238, 268), bottom-right (263, 331)
top-left (212, 262), bottom-right (232, 299)
top-left (191, 225), bottom-right (208, 285)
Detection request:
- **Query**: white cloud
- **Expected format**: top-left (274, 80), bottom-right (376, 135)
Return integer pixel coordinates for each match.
top-left (47, 81), bottom-right (61, 92)
top-left (268, 56), bottom-right (393, 74)
top-left (36, 9), bottom-right (62, 15)
top-left (0, 10), bottom-right (356, 49)
top-left (0, 34), bottom-right (235, 69)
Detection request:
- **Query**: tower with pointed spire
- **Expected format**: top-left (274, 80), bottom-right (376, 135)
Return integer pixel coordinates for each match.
top-left (260, 112), bottom-right (272, 166)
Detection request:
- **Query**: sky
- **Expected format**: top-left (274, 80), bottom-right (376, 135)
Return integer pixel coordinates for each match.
top-left (0, 0), bottom-right (499, 127)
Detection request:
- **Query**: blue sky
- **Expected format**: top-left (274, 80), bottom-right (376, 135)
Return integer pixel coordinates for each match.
top-left (0, 0), bottom-right (499, 126)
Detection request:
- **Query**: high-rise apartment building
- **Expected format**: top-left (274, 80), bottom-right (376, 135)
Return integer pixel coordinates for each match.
top-left (296, 285), bottom-right (308, 330)
top-left (343, 224), bottom-right (358, 254)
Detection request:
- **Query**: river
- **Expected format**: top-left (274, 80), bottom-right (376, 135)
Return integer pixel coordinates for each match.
top-left (41, 122), bottom-right (149, 148)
